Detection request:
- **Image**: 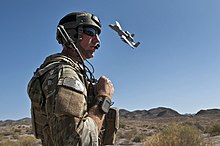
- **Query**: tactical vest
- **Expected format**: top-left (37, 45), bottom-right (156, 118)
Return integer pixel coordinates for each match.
top-left (27, 53), bottom-right (86, 139)
top-left (27, 53), bottom-right (119, 145)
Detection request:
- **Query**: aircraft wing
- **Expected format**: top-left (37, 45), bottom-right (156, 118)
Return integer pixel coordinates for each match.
top-left (121, 35), bottom-right (135, 49)
top-left (109, 24), bottom-right (126, 37)
top-left (109, 24), bottom-right (117, 31)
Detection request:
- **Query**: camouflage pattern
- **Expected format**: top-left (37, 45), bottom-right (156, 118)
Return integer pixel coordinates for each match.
top-left (29, 53), bottom-right (99, 146)
top-left (101, 108), bottom-right (119, 145)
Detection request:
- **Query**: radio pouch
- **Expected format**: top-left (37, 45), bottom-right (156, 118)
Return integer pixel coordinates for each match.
top-left (101, 107), bottom-right (119, 145)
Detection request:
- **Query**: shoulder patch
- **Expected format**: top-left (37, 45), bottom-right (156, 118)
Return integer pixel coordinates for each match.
top-left (58, 77), bottom-right (85, 93)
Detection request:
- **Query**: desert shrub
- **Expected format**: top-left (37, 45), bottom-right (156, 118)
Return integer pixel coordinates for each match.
top-left (119, 128), bottom-right (148, 143)
top-left (194, 122), bottom-right (204, 131)
top-left (14, 128), bottom-right (22, 133)
top-left (25, 128), bottom-right (33, 134)
top-left (12, 133), bottom-right (19, 139)
top-left (183, 121), bottom-right (204, 132)
top-left (124, 128), bottom-right (137, 140)
top-left (0, 140), bottom-right (17, 146)
top-left (117, 128), bottom-right (138, 144)
top-left (208, 122), bottom-right (220, 136)
top-left (132, 134), bottom-right (144, 143)
top-left (120, 123), bottom-right (126, 129)
top-left (116, 130), bottom-right (124, 139)
top-left (19, 136), bottom-right (41, 146)
top-left (0, 133), bottom-right (4, 141)
top-left (0, 136), bottom-right (41, 146)
top-left (144, 123), bottom-right (206, 146)
top-left (2, 131), bottom-right (11, 136)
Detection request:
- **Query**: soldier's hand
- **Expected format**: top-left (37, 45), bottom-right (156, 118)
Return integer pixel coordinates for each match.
top-left (96, 76), bottom-right (114, 99)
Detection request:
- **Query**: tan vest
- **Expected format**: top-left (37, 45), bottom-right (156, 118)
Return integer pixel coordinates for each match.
top-left (27, 53), bottom-right (87, 139)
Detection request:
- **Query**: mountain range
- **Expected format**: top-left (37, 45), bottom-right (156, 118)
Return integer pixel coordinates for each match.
top-left (119, 107), bottom-right (220, 119)
top-left (1, 107), bottom-right (220, 125)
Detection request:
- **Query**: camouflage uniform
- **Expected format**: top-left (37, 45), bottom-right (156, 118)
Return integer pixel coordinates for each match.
top-left (28, 12), bottom-right (118, 146)
top-left (38, 52), bottom-right (99, 146)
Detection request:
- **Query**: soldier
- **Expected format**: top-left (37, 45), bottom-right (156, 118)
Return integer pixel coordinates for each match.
top-left (27, 11), bottom-right (117, 146)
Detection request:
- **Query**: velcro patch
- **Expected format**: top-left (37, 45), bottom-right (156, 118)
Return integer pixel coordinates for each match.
top-left (58, 77), bottom-right (85, 93)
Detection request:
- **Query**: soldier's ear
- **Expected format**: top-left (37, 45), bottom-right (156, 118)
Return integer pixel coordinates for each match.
top-left (77, 26), bottom-right (83, 40)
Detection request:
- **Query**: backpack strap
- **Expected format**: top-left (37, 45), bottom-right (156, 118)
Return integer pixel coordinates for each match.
top-left (34, 62), bottom-right (61, 78)
top-left (27, 62), bottom-right (61, 95)
top-left (40, 53), bottom-right (82, 71)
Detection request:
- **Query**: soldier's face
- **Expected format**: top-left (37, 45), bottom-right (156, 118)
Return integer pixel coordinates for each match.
top-left (80, 27), bottom-right (100, 59)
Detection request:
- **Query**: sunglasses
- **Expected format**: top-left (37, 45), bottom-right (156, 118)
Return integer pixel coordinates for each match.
top-left (83, 27), bottom-right (99, 37)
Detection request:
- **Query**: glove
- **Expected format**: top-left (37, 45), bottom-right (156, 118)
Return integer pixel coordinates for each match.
top-left (96, 76), bottom-right (114, 99)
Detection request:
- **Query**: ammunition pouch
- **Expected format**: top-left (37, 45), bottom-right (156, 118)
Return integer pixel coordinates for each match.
top-left (28, 76), bottom-right (47, 139)
top-left (27, 62), bottom-right (60, 139)
top-left (101, 107), bottom-right (119, 145)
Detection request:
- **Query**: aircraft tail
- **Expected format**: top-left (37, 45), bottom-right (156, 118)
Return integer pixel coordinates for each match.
top-left (115, 21), bottom-right (122, 30)
top-left (134, 42), bottom-right (140, 48)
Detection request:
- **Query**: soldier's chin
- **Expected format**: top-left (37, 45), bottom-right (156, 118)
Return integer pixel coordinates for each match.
top-left (85, 51), bottom-right (94, 59)
top-left (88, 53), bottom-right (94, 58)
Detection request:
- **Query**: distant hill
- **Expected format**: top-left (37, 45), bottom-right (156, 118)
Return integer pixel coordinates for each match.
top-left (119, 107), bottom-right (220, 120)
top-left (0, 117), bottom-right (31, 127)
top-left (120, 109), bottom-right (151, 120)
top-left (119, 107), bottom-right (182, 120)
top-left (1, 108), bottom-right (220, 126)
top-left (195, 109), bottom-right (220, 117)
top-left (149, 107), bottom-right (181, 117)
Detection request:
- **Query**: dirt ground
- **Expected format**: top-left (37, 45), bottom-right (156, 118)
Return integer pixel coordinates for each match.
top-left (0, 116), bottom-right (220, 146)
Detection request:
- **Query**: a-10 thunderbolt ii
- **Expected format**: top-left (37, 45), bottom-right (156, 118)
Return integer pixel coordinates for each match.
top-left (109, 21), bottom-right (140, 49)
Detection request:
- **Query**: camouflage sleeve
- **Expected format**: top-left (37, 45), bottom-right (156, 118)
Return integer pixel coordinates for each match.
top-left (80, 117), bottom-right (99, 145)
top-left (41, 64), bottom-right (99, 146)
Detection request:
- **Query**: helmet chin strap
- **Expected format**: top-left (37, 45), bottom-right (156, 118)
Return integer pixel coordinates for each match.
top-left (76, 43), bottom-right (91, 59)
top-left (76, 26), bottom-right (91, 59)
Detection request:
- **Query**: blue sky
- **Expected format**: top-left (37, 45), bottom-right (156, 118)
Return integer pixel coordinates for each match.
top-left (1, 0), bottom-right (220, 120)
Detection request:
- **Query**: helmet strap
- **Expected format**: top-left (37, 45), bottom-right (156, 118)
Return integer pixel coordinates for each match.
top-left (78, 26), bottom-right (83, 40)
top-left (76, 26), bottom-right (90, 59)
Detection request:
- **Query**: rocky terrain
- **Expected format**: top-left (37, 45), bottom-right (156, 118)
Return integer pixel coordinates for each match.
top-left (1, 107), bottom-right (220, 145)
top-left (118, 107), bottom-right (220, 145)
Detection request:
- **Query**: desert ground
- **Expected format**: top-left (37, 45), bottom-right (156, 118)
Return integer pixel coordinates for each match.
top-left (1, 107), bottom-right (220, 146)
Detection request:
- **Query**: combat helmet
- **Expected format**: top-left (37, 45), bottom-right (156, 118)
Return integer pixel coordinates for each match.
top-left (56, 11), bottom-right (101, 58)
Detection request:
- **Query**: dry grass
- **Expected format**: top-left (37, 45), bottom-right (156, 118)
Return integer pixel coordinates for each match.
top-left (1, 116), bottom-right (220, 145)
top-left (206, 122), bottom-right (220, 136)
top-left (0, 136), bottom-right (41, 146)
top-left (117, 117), bottom-right (220, 145)
top-left (0, 125), bottom-right (41, 146)
top-left (143, 123), bottom-right (206, 146)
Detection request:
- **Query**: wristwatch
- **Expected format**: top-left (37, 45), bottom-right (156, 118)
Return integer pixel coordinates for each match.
top-left (94, 96), bottom-right (113, 113)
